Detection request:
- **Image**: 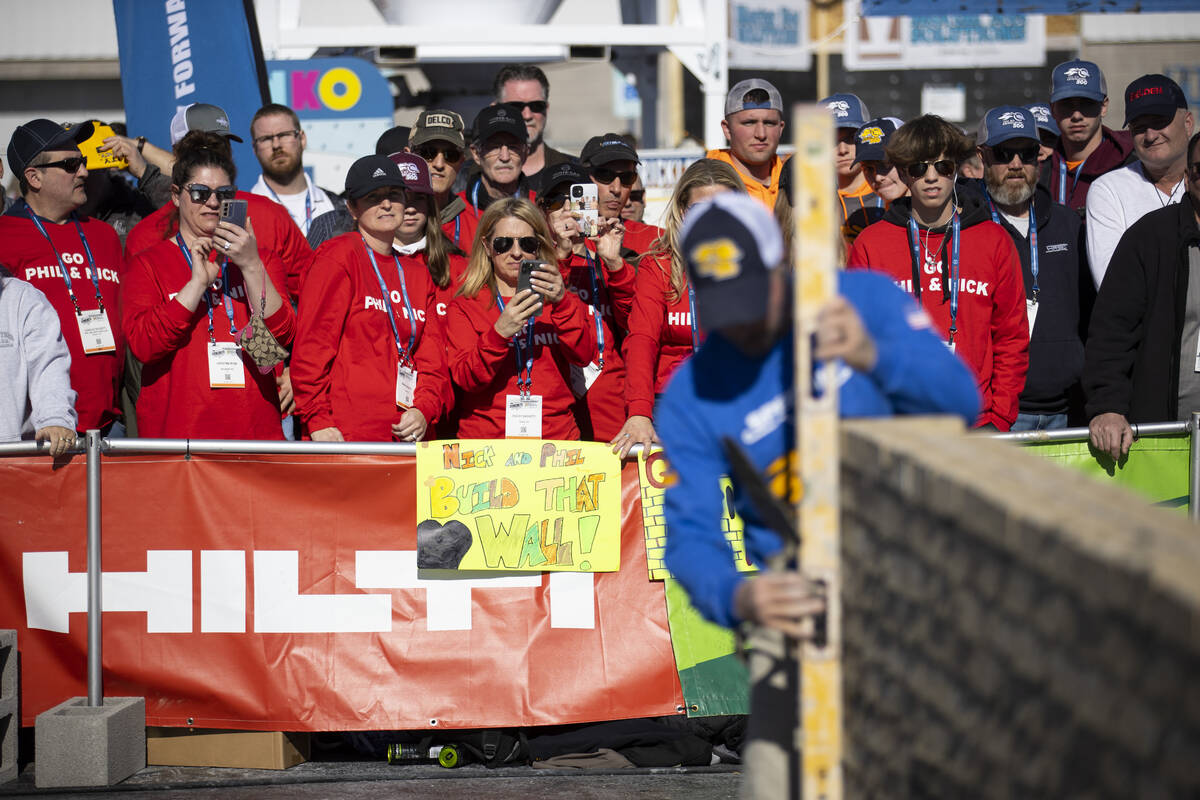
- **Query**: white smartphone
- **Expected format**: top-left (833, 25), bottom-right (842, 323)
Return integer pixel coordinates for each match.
top-left (569, 183), bottom-right (599, 237)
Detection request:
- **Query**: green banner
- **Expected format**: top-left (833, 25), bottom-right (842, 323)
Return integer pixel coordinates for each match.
top-left (664, 577), bottom-right (748, 717)
top-left (1023, 434), bottom-right (1190, 510)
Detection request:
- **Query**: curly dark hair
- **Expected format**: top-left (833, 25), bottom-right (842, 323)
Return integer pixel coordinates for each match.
top-left (171, 130), bottom-right (237, 188)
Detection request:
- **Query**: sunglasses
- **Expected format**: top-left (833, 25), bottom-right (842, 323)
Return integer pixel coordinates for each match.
top-left (539, 194), bottom-right (569, 211)
top-left (991, 144), bottom-right (1040, 165)
top-left (628, 189), bottom-right (645, 203)
top-left (35, 156), bottom-right (87, 173)
top-left (506, 100), bottom-right (547, 115)
top-left (184, 183), bottom-right (238, 204)
top-left (862, 161), bottom-right (896, 176)
top-left (905, 160), bottom-right (956, 179)
top-left (414, 143), bottom-right (464, 163)
top-left (591, 167), bottom-right (638, 187)
top-left (491, 235), bottom-right (540, 255)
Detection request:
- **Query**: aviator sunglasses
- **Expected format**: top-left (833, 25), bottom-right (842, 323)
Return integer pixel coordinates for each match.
top-left (35, 156), bottom-right (87, 173)
top-left (491, 235), bottom-right (540, 255)
top-left (905, 159), bottom-right (956, 179)
top-left (591, 167), bottom-right (639, 187)
top-left (506, 100), bottom-right (548, 115)
top-left (183, 184), bottom-right (238, 204)
top-left (414, 143), bottom-right (464, 163)
top-left (990, 143), bottom-right (1040, 165)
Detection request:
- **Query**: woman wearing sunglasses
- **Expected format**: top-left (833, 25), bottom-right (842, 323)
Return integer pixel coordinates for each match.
top-left (846, 114), bottom-right (1029, 432)
top-left (445, 198), bottom-right (596, 440)
top-left (121, 132), bottom-right (294, 439)
top-left (291, 155), bottom-right (450, 443)
top-left (613, 159), bottom-right (747, 459)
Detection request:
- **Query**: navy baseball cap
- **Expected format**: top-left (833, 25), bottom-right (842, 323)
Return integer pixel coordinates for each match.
top-left (1026, 104), bottom-right (1060, 137)
top-left (472, 104), bottom-right (527, 146)
top-left (977, 106), bottom-right (1039, 147)
top-left (8, 118), bottom-right (88, 175)
top-left (1123, 74), bottom-right (1189, 127)
top-left (853, 118), bottom-right (900, 165)
top-left (344, 154), bottom-right (407, 200)
top-left (1051, 59), bottom-right (1107, 103)
top-left (580, 134), bottom-right (640, 167)
top-left (539, 162), bottom-right (589, 196)
top-left (820, 93), bottom-right (871, 130)
top-left (679, 193), bottom-right (783, 331)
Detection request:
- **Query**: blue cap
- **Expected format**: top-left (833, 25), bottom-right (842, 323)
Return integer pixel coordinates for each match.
top-left (820, 93), bottom-right (871, 130)
top-left (977, 106), bottom-right (1039, 148)
top-left (852, 118), bottom-right (900, 165)
top-left (1025, 104), bottom-right (1060, 136)
top-left (1050, 59), bottom-right (1107, 103)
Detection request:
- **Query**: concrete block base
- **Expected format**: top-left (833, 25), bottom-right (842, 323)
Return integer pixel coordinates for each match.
top-left (0, 629), bottom-right (15, 785)
top-left (35, 696), bottom-right (145, 788)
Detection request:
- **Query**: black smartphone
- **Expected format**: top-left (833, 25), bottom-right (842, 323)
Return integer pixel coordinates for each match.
top-left (518, 260), bottom-right (547, 317)
top-left (219, 198), bottom-right (248, 229)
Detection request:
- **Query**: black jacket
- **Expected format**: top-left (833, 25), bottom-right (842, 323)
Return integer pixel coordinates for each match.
top-left (988, 184), bottom-right (1092, 416)
top-left (1083, 195), bottom-right (1200, 423)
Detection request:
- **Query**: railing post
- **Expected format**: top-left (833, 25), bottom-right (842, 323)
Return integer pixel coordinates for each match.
top-left (86, 430), bottom-right (103, 707)
top-left (1191, 412), bottom-right (1200, 523)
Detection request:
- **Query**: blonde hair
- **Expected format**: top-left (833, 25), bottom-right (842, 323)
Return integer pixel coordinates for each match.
top-left (643, 159), bottom-right (746, 303)
top-left (458, 198), bottom-right (558, 304)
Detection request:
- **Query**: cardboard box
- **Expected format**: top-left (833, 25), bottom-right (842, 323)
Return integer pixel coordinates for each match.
top-left (146, 728), bottom-right (309, 770)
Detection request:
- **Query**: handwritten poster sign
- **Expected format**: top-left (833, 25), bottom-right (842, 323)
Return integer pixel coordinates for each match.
top-left (416, 440), bottom-right (622, 572)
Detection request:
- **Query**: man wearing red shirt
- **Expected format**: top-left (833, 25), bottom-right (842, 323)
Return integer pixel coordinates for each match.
top-left (0, 118), bottom-right (125, 434)
top-left (847, 114), bottom-right (1029, 430)
top-left (578, 133), bottom-right (662, 257)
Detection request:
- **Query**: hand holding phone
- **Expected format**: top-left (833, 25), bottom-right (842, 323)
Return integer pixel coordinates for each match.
top-left (219, 199), bottom-right (248, 230)
top-left (517, 260), bottom-right (546, 317)
top-left (570, 183), bottom-right (599, 237)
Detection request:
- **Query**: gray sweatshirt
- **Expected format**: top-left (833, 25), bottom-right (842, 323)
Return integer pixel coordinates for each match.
top-left (0, 275), bottom-right (77, 440)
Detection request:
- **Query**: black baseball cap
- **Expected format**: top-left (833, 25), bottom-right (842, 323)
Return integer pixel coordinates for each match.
top-left (375, 126), bottom-right (412, 156)
top-left (580, 134), bottom-right (639, 167)
top-left (539, 162), bottom-right (589, 197)
top-left (8, 118), bottom-right (88, 175)
top-left (1124, 74), bottom-right (1189, 127)
top-left (344, 154), bottom-right (407, 200)
top-left (472, 104), bottom-right (527, 146)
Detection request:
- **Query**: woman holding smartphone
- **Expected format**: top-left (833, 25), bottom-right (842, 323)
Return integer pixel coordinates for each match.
top-left (445, 198), bottom-right (596, 440)
top-left (122, 132), bottom-right (293, 439)
top-left (291, 155), bottom-right (449, 442)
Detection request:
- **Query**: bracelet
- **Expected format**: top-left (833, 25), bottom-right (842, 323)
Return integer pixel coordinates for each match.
top-left (136, 136), bottom-right (146, 154)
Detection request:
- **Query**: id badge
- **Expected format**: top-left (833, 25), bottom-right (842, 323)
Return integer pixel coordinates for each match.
top-left (208, 342), bottom-right (246, 388)
top-left (505, 394), bottom-right (543, 438)
top-left (945, 339), bottom-right (956, 354)
top-left (76, 309), bottom-right (116, 354)
top-left (581, 361), bottom-right (602, 392)
top-left (1026, 298), bottom-right (1040, 337)
top-left (396, 364), bottom-right (418, 409)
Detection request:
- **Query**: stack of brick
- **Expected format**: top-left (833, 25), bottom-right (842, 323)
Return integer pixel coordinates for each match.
top-left (839, 417), bottom-right (1200, 799)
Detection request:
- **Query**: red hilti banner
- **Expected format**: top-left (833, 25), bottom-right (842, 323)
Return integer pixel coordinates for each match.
top-left (0, 453), bottom-right (683, 729)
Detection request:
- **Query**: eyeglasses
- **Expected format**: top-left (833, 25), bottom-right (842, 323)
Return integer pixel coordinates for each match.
top-left (628, 189), bottom-right (645, 203)
top-left (414, 143), bottom-right (464, 164)
top-left (539, 194), bottom-right (569, 211)
top-left (990, 144), bottom-right (1040, 165)
top-left (506, 100), bottom-right (547, 115)
top-left (591, 167), bottom-right (638, 187)
top-left (491, 235), bottom-right (540, 255)
top-left (862, 161), bottom-right (896, 177)
top-left (905, 160), bottom-right (956, 179)
top-left (252, 129), bottom-right (300, 148)
top-left (184, 183), bottom-right (238, 204)
top-left (34, 156), bottom-right (87, 173)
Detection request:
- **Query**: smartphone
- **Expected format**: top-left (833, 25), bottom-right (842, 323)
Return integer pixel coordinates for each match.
top-left (219, 198), bottom-right (248, 230)
top-left (569, 183), bottom-right (599, 237)
top-left (518, 260), bottom-right (547, 317)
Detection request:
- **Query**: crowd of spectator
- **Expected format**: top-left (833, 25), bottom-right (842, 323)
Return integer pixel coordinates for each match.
top-left (0, 59), bottom-right (1195, 460)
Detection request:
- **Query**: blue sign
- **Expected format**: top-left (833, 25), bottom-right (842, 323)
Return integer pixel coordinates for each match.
top-left (265, 58), bottom-right (392, 121)
top-left (863, 0), bottom-right (1197, 12)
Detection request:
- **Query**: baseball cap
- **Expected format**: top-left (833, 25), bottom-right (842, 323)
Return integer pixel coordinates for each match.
top-left (539, 162), bottom-right (589, 197)
top-left (725, 79), bottom-right (783, 117)
top-left (820, 93), bottom-right (871, 130)
top-left (344, 154), bottom-right (407, 200)
top-left (853, 118), bottom-right (900, 165)
top-left (169, 103), bottom-right (244, 145)
top-left (1123, 74), bottom-right (1189, 127)
top-left (7, 118), bottom-right (88, 175)
top-left (375, 126), bottom-right (412, 156)
top-left (1025, 104), bottom-right (1060, 137)
top-left (679, 192), bottom-right (784, 331)
top-left (580, 134), bottom-right (639, 167)
top-left (977, 106), bottom-right (1039, 147)
top-left (409, 110), bottom-right (466, 150)
top-left (1050, 59), bottom-right (1107, 103)
top-left (388, 152), bottom-right (434, 194)
top-left (472, 104), bottom-right (527, 146)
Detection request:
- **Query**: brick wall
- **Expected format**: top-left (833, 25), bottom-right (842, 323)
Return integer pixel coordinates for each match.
top-left (839, 417), bottom-right (1200, 799)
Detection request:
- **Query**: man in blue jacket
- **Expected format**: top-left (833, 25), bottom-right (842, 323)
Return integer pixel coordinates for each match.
top-left (656, 193), bottom-right (980, 794)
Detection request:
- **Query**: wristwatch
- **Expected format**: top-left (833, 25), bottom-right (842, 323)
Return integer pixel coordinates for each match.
top-left (136, 136), bottom-right (146, 154)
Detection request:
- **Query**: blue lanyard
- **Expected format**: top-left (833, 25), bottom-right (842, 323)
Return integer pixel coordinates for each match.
top-left (28, 212), bottom-right (105, 314)
top-left (453, 214), bottom-right (461, 246)
top-left (471, 180), bottom-right (483, 212)
top-left (906, 212), bottom-right (961, 345)
top-left (1057, 156), bottom-right (1087, 205)
top-left (265, 182), bottom-right (313, 234)
top-left (361, 238), bottom-right (416, 365)
top-left (584, 251), bottom-right (606, 369)
top-left (495, 292), bottom-right (536, 396)
top-left (686, 281), bottom-right (700, 351)
top-left (175, 234), bottom-right (236, 341)
top-left (988, 197), bottom-right (1039, 302)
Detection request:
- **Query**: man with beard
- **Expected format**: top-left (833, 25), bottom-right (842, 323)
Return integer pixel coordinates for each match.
top-left (706, 79), bottom-right (788, 210)
top-left (978, 106), bottom-right (1090, 431)
top-left (1086, 74), bottom-right (1195, 288)
top-left (462, 104), bottom-right (535, 213)
top-left (249, 103), bottom-right (342, 238)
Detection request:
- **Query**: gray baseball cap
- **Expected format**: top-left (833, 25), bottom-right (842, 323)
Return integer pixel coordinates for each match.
top-left (725, 79), bottom-right (783, 117)
top-left (169, 103), bottom-right (244, 145)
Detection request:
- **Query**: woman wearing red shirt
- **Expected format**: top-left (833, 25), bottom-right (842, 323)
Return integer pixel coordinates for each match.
top-left (613, 159), bottom-right (746, 457)
top-left (121, 132), bottom-right (294, 439)
top-left (446, 198), bottom-right (595, 440)
top-left (291, 155), bottom-right (450, 442)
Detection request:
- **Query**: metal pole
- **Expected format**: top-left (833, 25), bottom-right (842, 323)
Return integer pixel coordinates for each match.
top-left (1191, 412), bottom-right (1200, 523)
top-left (86, 429), bottom-right (103, 707)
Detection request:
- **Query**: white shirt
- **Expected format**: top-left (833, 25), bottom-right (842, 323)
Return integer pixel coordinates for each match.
top-left (250, 172), bottom-right (336, 236)
top-left (1086, 161), bottom-right (1185, 289)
